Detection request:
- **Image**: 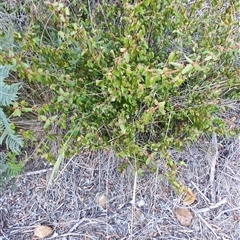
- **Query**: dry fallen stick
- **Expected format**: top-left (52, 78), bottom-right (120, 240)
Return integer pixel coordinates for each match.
top-left (17, 168), bottom-right (53, 177)
top-left (191, 181), bottom-right (211, 204)
top-left (197, 198), bottom-right (227, 213)
top-left (215, 205), bottom-right (240, 220)
top-left (129, 169), bottom-right (138, 240)
top-left (194, 211), bottom-right (221, 239)
top-left (209, 133), bottom-right (218, 203)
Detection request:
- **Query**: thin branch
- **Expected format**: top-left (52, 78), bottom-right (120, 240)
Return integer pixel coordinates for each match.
top-left (197, 198), bottom-right (227, 213)
top-left (17, 167), bottom-right (53, 177)
top-left (130, 165), bottom-right (138, 240)
top-left (209, 133), bottom-right (218, 203)
top-left (215, 205), bottom-right (240, 220)
top-left (195, 211), bottom-right (221, 239)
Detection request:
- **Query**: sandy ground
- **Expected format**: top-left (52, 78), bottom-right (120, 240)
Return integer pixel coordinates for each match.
top-left (0, 135), bottom-right (240, 240)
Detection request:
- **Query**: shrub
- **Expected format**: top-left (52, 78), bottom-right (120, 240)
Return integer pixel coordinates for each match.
top-left (2, 0), bottom-right (239, 188)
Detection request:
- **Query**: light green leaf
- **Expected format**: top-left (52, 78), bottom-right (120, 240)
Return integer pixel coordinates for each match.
top-left (39, 115), bottom-right (47, 121)
top-left (173, 74), bottom-right (185, 87)
top-left (169, 62), bottom-right (184, 69)
top-left (181, 64), bottom-right (193, 75)
top-left (57, 96), bottom-right (64, 102)
top-left (21, 107), bottom-right (32, 113)
top-left (65, 7), bottom-right (70, 15)
top-left (158, 101), bottom-right (166, 115)
top-left (58, 31), bottom-right (65, 40)
top-left (141, 112), bottom-right (153, 124)
top-left (193, 64), bottom-right (202, 71)
top-left (205, 56), bottom-right (212, 61)
top-left (168, 52), bottom-right (176, 62)
top-left (12, 108), bottom-right (21, 117)
top-left (123, 52), bottom-right (130, 63)
top-left (184, 55), bottom-right (194, 64)
top-left (120, 124), bottom-right (126, 134)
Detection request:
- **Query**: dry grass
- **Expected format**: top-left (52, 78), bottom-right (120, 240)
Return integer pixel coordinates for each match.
top-left (1, 134), bottom-right (240, 240)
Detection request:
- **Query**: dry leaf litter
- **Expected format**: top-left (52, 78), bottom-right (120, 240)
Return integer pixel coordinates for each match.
top-left (0, 134), bottom-right (240, 240)
top-left (34, 225), bottom-right (53, 239)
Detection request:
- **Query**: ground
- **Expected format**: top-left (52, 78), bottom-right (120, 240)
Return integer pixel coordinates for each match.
top-left (0, 135), bottom-right (240, 240)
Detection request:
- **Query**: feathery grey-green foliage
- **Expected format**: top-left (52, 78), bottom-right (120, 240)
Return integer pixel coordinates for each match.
top-left (0, 65), bottom-right (21, 106)
top-left (0, 65), bottom-right (22, 154)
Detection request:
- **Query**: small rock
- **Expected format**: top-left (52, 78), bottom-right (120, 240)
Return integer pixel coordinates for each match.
top-left (34, 225), bottom-right (53, 239)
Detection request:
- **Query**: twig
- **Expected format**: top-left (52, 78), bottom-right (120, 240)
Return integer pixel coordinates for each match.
top-left (105, 152), bottom-right (111, 238)
top-left (130, 166), bottom-right (138, 240)
top-left (222, 171), bottom-right (240, 182)
top-left (215, 205), bottom-right (240, 220)
top-left (197, 198), bottom-right (227, 213)
top-left (17, 168), bottom-right (53, 177)
top-left (68, 219), bottom-right (86, 233)
top-left (209, 133), bottom-right (218, 202)
top-left (191, 181), bottom-right (211, 204)
top-left (195, 211), bottom-right (221, 239)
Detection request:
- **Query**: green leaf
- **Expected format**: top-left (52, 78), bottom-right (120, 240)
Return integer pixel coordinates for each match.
top-left (39, 115), bottom-right (47, 121)
top-left (65, 7), bottom-right (70, 15)
top-left (169, 62), bottom-right (184, 69)
top-left (146, 157), bottom-right (151, 165)
top-left (193, 64), bottom-right (202, 71)
top-left (21, 107), bottom-right (32, 113)
top-left (168, 52), bottom-right (176, 62)
top-left (157, 101), bottom-right (166, 115)
top-left (181, 64), bottom-right (193, 75)
top-left (120, 124), bottom-right (126, 134)
top-left (141, 112), bottom-right (153, 124)
top-left (123, 52), bottom-right (130, 63)
top-left (58, 31), bottom-right (65, 40)
top-left (184, 55), bottom-right (194, 64)
top-left (57, 96), bottom-right (64, 102)
top-left (143, 0), bottom-right (150, 6)
top-left (12, 108), bottom-right (21, 117)
top-left (173, 74), bottom-right (184, 87)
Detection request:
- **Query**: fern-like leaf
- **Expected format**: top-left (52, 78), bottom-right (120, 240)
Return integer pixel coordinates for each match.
top-left (0, 27), bottom-right (14, 52)
top-left (0, 130), bottom-right (23, 154)
top-left (0, 65), bottom-right (11, 80)
top-left (0, 153), bottom-right (7, 175)
top-left (0, 65), bottom-right (21, 106)
top-left (0, 108), bottom-right (23, 154)
top-left (0, 65), bottom-right (23, 154)
top-left (6, 159), bottom-right (24, 176)
top-left (0, 81), bottom-right (21, 106)
top-left (0, 107), bottom-right (12, 132)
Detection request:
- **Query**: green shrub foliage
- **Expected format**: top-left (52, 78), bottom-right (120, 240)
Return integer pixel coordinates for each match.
top-left (2, 1), bottom-right (239, 176)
